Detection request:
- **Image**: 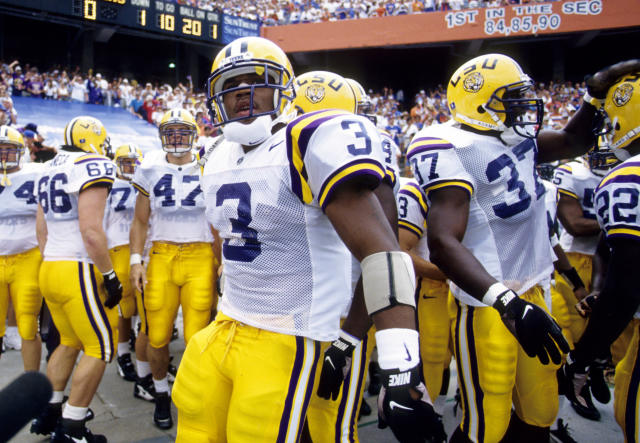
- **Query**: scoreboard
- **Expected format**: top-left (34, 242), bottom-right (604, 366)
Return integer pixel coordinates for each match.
top-left (0, 0), bottom-right (222, 43)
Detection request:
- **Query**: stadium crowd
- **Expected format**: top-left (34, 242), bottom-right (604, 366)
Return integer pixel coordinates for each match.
top-left (0, 57), bottom-right (584, 169)
top-left (169, 0), bottom-right (559, 26)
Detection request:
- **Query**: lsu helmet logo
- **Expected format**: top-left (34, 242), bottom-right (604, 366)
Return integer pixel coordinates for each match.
top-left (613, 83), bottom-right (634, 107)
top-left (463, 72), bottom-right (484, 93)
top-left (305, 85), bottom-right (325, 104)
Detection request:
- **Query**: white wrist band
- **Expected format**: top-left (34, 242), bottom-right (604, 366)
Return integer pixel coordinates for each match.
top-left (130, 253), bottom-right (142, 266)
top-left (375, 328), bottom-right (420, 371)
top-left (338, 329), bottom-right (361, 347)
top-left (482, 282), bottom-right (511, 307)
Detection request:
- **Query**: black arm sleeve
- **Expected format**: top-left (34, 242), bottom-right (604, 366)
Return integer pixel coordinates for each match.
top-left (572, 237), bottom-right (640, 365)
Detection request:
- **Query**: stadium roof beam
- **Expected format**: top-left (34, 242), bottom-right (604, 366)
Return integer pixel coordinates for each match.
top-left (572, 30), bottom-right (600, 48)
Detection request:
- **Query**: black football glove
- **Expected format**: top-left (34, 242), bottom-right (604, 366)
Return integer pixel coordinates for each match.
top-left (102, 270), bottom-right (123, 309)
top-left (493, 289), bottom-right (569, 365)
top-left (377, 365), bottom-right (446, 443)
top-left (558, 352), bottom-right (592, 411)
top-left (317, 333), bottom-right (358, 401)
top-left (587, 59), bottom-right (640, 99)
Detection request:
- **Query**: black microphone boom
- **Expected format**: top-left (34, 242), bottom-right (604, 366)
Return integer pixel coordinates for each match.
top-left (0, 372), bottom-right (52, 442)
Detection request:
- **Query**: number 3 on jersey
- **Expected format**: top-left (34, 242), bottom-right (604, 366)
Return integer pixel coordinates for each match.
top-left (153, 174), bottom-right (202, 207)
top-left (216, 182), bottom-right (261, 262)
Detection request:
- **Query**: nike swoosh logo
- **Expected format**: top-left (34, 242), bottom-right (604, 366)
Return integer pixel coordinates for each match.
top-left (389, 400), bottom-right (413, 411)
top-left (325, 356), bottom-right (335, 370)
top-left (269, 141), bottom-right (284, 151)
top-left (522, 305), bottom-right (533, 319)
top-left (403, 343), bottom-right (411, 362)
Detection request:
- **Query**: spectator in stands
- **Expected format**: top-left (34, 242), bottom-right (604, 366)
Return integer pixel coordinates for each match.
top-left (129, 91), bottom-right (145, 119)
top-left (57, 79), bottom-right (70, 101)
top-left (70, 75), bottom-right (87, 103)
top-left (86, 74), bottom-right (104, 105)
top-left (1, 96), bottom-right (17, 125)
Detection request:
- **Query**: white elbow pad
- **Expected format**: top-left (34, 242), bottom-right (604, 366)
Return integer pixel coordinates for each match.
top-left (361, 251), bottom-right (416, 315)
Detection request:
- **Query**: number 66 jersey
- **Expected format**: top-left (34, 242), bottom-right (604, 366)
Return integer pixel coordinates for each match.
top-left (407, 123), bottom-right (554, 307)
top-left (39, 151), bottom-right (116, 262)
top-left (202, 110), bottom-right (386, 341)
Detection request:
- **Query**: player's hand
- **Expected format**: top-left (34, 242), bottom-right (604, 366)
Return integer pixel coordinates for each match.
top-left (130, 263), bottom-right (146, 293)
top-left (575, 293), bottom-right (598, 318)
top-left (317, 332), bottom-right (359, 400)
top-left (493, 290), bottom-right (569, 365)
top-left (102, 270), bottom-right (123, 309)
top-left (558, 352), bottom-right (590, 408)
top-left (587, 59), bottom-right (640, 99)
top-left (377, 365), bottom-right (446, 443)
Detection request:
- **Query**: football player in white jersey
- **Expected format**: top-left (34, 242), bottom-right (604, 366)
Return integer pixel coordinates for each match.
top-left (408, 55), bottom-right (640, 443)
top-left (129, 108), bottom-right (216, 430)
top-left (31, 116), bottom-right (122, 442)
top-left (560, 70), bottom-right (640, 442)
top-left (173, 37), bottom-right (436, 442)
top-left (105, 144), bottom-right (143, 383)
top-left (0, 126), bottom-right (43, 371)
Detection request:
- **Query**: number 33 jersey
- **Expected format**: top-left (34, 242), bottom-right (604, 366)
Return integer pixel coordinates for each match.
top-left (132, 150), bottom-right (213, 244)
top-left (407, 124), bottom-right (553, 307)
top-left (39, 151), bottom-right (116, 262)
top-left (202, 110), bottom-right (386, 341)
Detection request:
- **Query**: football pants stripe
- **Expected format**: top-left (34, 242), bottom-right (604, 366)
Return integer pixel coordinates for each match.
top-left (277, 337), bottom-right (320, 443)
top-left (625, 331), bottom-right (640, 443)
top-left (88, 264), bottom-right (115, 361)
top-left (79, 263), bottom-right (111, 361)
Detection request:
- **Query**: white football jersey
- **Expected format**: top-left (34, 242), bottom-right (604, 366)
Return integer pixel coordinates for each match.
top-left (542, 180), bottom-right (560, 247)
top-left (202, 110), bottom-right (386, 341)
top-left (380, 130), bottom-right (401, 196)
top-left (105, 177), bottom-right (137, 249)
top-left (0, 163), bottom-right (43, 255)
top-left (132, 150), bottom-right (212, 244)
top-left (397, 177), bottom-right (430, 260)
top-left (40, 151), bottom-right (116, 262)
top-left (553, 160), bottom-right (602, 255)
top-left (407, 125), bottom-right (553, 307)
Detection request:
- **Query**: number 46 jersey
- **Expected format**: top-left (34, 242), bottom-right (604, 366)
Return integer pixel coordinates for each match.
top-left (407, 124), bottom-right (553, 307)
top-left (202, 110), bottom-right (386, 341)
top-left (39, 151), bottom-right (115, 262)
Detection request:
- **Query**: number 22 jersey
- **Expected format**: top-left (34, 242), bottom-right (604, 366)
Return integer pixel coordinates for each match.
top-left (40, 151), bottom-right (115, 262)
top-left (407, 124), bottom-right (553, 307)
top-left (202, 110), bottom-right (386, 341)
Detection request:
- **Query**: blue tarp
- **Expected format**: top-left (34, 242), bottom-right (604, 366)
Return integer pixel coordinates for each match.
top-left (12, 96), bottom-right (161, 154)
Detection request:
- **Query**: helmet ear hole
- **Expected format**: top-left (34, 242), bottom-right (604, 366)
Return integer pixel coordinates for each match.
top-left (477, 106), bottom-right (486, 114)
top-left (615, 122), bottom-right (621, 130)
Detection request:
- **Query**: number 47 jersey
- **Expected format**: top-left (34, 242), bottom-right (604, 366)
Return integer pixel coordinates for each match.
top-left (202, 110), bottom-right (386, 341)
top-left (407, 123), bottom-right (554, 307)
top-left (39, 151), bottom-right (116, 262)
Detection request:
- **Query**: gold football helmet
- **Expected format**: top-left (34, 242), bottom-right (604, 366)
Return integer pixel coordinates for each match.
top-left (159, 109), bottom-right (197, 156)
top-left (293, 71), bottom-right (356, 114)
top-left (585, 134), bottom-right (621, 176)
top-left (600, 72), bottom-right (640, 159)
top-left (63, 116), bottom-right (109, 155)
top-left (114, 144), bottom-right (143, 181)
top-left (0, 125), bottom-right (25, 185)
top-left (447, 54), bottom-right (543, 138)
top-left (207, 36), bottom-right (295, 126)
top-left (345, 78), bottom-right (376, 124)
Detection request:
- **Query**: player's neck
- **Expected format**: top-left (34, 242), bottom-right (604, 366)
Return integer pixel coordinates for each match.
top-left (166, 152), bottom-right (194, 165)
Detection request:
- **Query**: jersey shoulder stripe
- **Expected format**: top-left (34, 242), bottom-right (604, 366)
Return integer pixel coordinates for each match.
top-left (398, 219), bottom-right (423, 237)
top-left (424, 178), bottom-right (473, 197)
top-left (74, 154), bottom-right (110, 165)
top-left (286, 109), bottom-right (348, 204)
top-left (384, 166), bottom-right (397, 189)
top-left (597, 162), bottom-right (640, 191)
top-left (607, 225), bottom-right (640, 239)
top-left (398, 183), bottom-right (428, 216)
top-left (557, 164), bottom-right (573, 174)
top-left (558, 188), bottom-right (579, 199)
top-left (406, 137), bottom-right (454, 158)
top-left (80, 176), bottom-right (114, 192)
top-left (132, 182), bottom-right (149, 197)
top-left (318, 158), bottom-right (385, 210)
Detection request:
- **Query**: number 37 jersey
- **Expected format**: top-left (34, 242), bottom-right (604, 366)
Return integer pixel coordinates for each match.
top-left (202, 110), bottom-right (386, 341)
top-left (40, 151), bottom-right (116, 262)
top-left (407, 124), bottom-right (553, 307)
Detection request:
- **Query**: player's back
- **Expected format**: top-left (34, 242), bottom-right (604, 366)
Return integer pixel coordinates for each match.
top-left (40, 150), bottom-right (115, 262)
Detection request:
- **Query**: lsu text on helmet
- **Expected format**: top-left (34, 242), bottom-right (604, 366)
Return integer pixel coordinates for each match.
top-left (114, 144), bottom-right (143, 181)
top-left (63, 116), bottom-right (109, 156)
top-left (0, 125), bottom-right (25, 171)
top-left (447, 54), bottom-right (543, 139)
top-left (345, 78), bottom-right (377, 124)
top-left (207, 36), bottom-right (295, 127)
top-left (159, 108), bottom-right (197, 157)
top-left (601, 72), bottom-right (640, 160)
top-left (293, 71), bottom-right (356, 114)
